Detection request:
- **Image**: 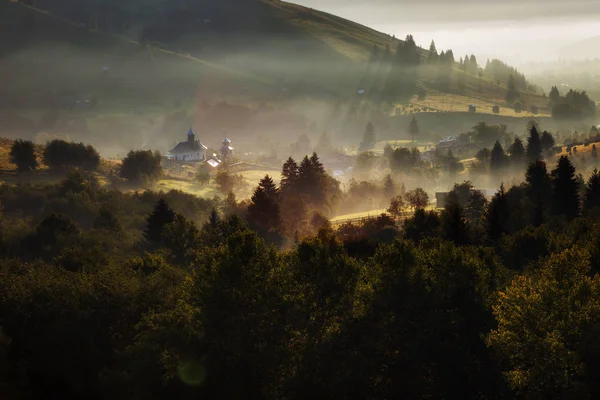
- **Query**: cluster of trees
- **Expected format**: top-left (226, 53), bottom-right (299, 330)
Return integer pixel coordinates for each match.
top-left (9, 140), bottom-right (167, 185)
top-left (5, 142), bottom-right (600, 398)
top-left (484, 59), bottom-right (528, 90)
top-left (9, 139), bottom-right (101, 172)
top-left (549, 87), bottom-right (597, 120)
top-left (239, 153), bottom-right (342, 242)
top-left (474, 125), bottom-right (557, 176)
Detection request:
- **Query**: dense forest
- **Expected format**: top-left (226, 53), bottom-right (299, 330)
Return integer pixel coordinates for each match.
top-left (3, 127), bottom-right (600, 399)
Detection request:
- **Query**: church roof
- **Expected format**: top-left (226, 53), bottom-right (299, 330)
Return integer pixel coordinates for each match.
top-left (223, 137), bottom-right (231, 144)
top-left (187, 127), bottom-right (195, 136)
top-left (169, 140), bottom-right (207, 154)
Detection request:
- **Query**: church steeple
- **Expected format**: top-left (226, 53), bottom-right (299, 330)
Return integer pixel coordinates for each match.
top-left (187, 127), bottom-right (195, 144)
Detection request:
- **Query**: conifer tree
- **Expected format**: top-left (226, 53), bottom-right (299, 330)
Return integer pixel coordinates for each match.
top-left (441, 201), bottom-right (470, 245)
top-left (540, 131), bottom-right (556, 155)
top-left (506, 74), bottom-right (519, 104)
top-left (592, 144), bottom-right (598, 164)
top-left (144, 199), bottom-right (176, 246)
top-left (280, 157), bottom-right (299, 194)
top-left (383, 174), bottom-right (395, 200)
top-left (525, 161), bottom-right (552, 226)
top-left (509, 137), bottom-right (526, 166)
top-left (584, 169), bottom-right (600, 213)
top-left (526, 125), bottom-right (542, 164)
top-left (551, 156), bottom-right (580, 220)
top-left (247, 175), bottom-right (281, 234)
top-left (427, 40), bottom-right (438, 64)
top-left (490, 141), bottom-right (507, 174)
top-left (484, 184), bottom-right (509, 244)
top-left (359, 122), bottom-right (376, 151)
top-left (409, 116), bottom-right (419, 142)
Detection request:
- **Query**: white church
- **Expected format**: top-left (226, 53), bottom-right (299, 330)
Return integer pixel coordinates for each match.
top-left (166, 128), bottom-right (234, 163)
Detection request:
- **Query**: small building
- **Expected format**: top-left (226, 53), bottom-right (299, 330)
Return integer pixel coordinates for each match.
top-left (166, 127), bottom-right (208, 161)
top-left (221, 137), bottom-right (234, 159)
top-left (469, 104), bottom-right (477, 113)
top-left (205, 153), bottom-right (222, 169)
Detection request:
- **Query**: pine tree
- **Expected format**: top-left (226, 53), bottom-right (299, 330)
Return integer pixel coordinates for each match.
top-left (526, 125), bottom-right (542, 164)
top-left (427, 40), bottom-right (438, 64)
top-left (247, 175), bottom-right (281, 234)
top-left (551, 156), bottom-right (580, 220)
top-left (208, 208), bottom-right (221, 228)
top-left (280, 157), bottom-right (299, 194)
top-left (509, 137), bottom-right (526, 166)
top-left (359, 122), bottom-right (376, 151)
top-left (441, 201), bottom-right (470, 245)
top-left (584, 169), bottom-right (600, 213)
top-left (409, 116), bottom-right (419, 142)
top-left (525, 161), bottom-right (552, 226)
top-left (506, 74), bottom-right (519, 104)
top-left (549, 86), bottom-right (561, 104)
top-left (540, 131), bottom-right (555, 155)
top-left (383, 174), bottom-right (395, 200)
top-left (490, 141), bottom-right (507, 174)
top-left (484, 184), bottom-right (509, 244)
top-left (144, 199), bottom-right (176, 246)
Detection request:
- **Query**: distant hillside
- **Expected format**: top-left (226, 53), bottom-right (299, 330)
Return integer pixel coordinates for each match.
top-left (559, 35), bottom-right (600, 60)
top-left (0, 0), bottom-right (554, 155)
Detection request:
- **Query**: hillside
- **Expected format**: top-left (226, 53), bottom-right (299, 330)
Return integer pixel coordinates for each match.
top-left (0, 0), bottom-right (553, 155)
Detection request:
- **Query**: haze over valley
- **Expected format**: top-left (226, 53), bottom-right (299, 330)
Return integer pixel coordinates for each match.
top-left (1, 2), bottom-right (600, 398)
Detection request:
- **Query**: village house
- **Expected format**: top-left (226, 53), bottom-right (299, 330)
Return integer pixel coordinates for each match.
top-left (166, 128), bottom-right (208, 161)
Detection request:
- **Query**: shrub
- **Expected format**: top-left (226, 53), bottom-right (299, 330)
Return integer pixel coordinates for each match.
top-left (43, 140), bottom-right (100, 171)
top-left (119, 150), bottom-right (163, 183)
top-left (9, 139), bottom-right (38, 172)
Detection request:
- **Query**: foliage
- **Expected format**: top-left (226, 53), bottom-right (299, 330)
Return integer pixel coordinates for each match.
top-left (359, 121), bottom-right (376, 151)
top-left (120, 150), bottom-right (163, 183)
top-left (406, 188), bottom-right (429, 209)
top-left (43, 139), bottom-right (100, 171)
top-left (9, 139), bottom-right (38, 172)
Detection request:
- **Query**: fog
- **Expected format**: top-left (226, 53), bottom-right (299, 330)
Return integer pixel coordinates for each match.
top-left (295, 0), bottom-right (600, 65)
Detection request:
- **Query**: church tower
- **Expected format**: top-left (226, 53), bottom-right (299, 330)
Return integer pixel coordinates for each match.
top-left (187, 127), bottom-right (195, 144)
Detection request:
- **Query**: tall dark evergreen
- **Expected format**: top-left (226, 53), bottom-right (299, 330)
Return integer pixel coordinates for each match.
top-left (506, 74), bottom-right (519, 104)
top-left (525, 161), bottom-right (552, 226)
top-left (509, 137), bottom-right (526, 167)
top-left (359, 122), bottom-right (376, 151)
top-left (592, 144), bottom-right (598, 164)
top-left (551, 156), bottom-right (580, 220)
top-left (490, 141), bottom-right (507, 174)
top-left (247, 175), bottom-right (281, 235)
top-left (144, 199), bottom-right (176, 246)
top-left (484, 184), bottom-right (509, 244)
top-left (526, 125), bottom-right (542, 164)
top-left (383, 174), bottom-right (396, 200)
top-left (540, 131), bottom-right (555, 155)
top-left (427, 40), bottom-right (438, 64)
top-left (409, 116), bottom-right (419, 141)
top-left (584, 169), bottom-right (600, 213)
top-left (280, 157), bottom-right (299, 194)
top-left (441, 201), bottom-right (470, 245)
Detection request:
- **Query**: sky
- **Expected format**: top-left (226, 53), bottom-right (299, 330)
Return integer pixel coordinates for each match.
top-left (294, 0), bottom-right (600, 66)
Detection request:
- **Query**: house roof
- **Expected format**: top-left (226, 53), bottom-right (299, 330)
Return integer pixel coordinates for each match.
top-left (206, 158), bottom-right (221, 168)
top-left (169, 140), bottom-right (207, 154)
